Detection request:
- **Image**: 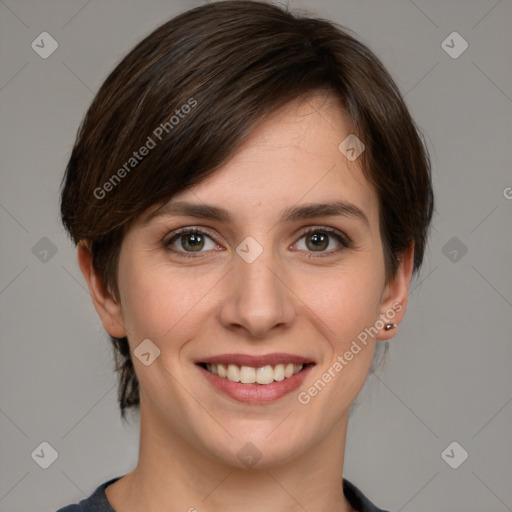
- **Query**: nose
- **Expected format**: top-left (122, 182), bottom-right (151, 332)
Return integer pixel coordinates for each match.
top-left (218, 241), bottom-right (296, 339)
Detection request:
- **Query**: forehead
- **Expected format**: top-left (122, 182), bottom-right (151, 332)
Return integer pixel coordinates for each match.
top-left (142, 92), bottom-right (379, 229)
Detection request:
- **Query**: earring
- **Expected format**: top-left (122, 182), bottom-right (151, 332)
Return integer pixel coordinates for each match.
top-left (384, 323), bottom-right (397, 331)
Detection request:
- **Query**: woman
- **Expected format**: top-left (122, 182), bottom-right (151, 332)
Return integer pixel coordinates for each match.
top-left (57, 1), bottom-right (433, 511)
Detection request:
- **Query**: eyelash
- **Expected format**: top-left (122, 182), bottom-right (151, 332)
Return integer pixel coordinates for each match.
top-left (163, 226), bottom-right (353, 259)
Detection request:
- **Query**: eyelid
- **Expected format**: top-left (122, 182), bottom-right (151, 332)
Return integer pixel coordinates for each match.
top-left (164, 226), bottom-right (219, 245)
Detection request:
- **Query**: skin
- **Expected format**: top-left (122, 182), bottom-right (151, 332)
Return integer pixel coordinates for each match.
top-left (78, 92), bottom-right (414, 512)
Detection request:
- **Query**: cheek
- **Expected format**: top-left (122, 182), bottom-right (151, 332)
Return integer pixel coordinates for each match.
top-left (116, 252), bottom-right (173, 341)
top-left (117, 257), bottom-right (217, 344)
top-left (306, 262), bottom-right (384, 342)
top-left (305, 273), bottom-right (383, 403)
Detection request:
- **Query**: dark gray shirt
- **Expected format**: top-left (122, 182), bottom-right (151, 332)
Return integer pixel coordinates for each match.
top-left (55, 476), bottom-right (390, 511)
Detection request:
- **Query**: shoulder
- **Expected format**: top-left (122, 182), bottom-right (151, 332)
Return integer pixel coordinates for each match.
top-left (54, 476), bottom-right (122, 512)
top-left (343, 478), bottom-right (391, 512)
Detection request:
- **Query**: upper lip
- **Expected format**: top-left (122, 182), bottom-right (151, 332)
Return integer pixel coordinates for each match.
top-left (197, 353), bottom-right (314, 367)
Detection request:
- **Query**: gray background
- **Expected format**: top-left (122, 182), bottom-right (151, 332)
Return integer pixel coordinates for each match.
top-left (0, 0), bottom-right (511, 511)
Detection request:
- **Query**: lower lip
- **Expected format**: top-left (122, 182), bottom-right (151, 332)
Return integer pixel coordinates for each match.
top-left (198, 364), bottom-right (314, 403)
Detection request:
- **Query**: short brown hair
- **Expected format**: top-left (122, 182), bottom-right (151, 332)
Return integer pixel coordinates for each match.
top-left (60, 0), bottom-right (433, 419)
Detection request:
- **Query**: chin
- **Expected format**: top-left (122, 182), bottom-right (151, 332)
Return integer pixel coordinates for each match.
top-left (198, 422), bottom-right (312, 470)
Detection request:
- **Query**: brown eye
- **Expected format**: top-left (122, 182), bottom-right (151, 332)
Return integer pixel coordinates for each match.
top-left (305, 231), bottom-right (329, 251)
top-left (177, 232), bottom-right (205, 252)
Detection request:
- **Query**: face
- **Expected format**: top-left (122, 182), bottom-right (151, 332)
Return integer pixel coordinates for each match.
top-left (82, 92), bottom-right (412, 469)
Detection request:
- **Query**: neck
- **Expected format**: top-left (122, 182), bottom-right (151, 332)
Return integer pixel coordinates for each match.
top-left (107, 399), bottom-right (354, 512)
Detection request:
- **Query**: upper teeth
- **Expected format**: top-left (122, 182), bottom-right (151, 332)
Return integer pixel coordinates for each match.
top-left (206, 363), bottom-right (304, 384)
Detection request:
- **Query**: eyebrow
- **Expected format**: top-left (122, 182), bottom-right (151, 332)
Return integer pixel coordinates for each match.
top-left (143, 199), bottom-right (369, 227)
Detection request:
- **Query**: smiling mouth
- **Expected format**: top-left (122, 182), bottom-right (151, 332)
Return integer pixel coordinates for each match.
top-left (198, 362), bottom-right (312, 385)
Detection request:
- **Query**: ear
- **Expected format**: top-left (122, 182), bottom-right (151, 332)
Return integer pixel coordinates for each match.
top-left (376, 243), bottom-right (415, 341)
top-left (77, 241), bottom-right (127, 338)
